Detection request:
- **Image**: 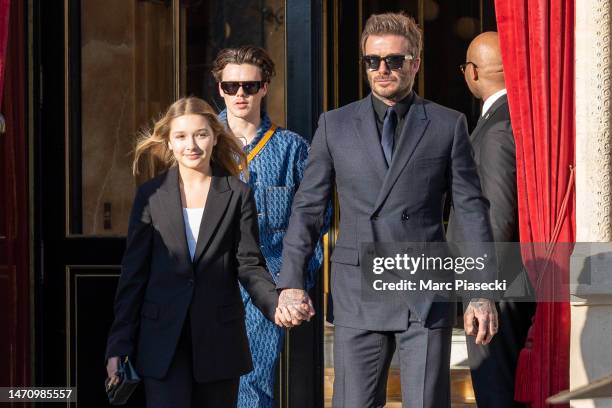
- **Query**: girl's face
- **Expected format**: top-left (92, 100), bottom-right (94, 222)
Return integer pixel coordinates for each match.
top-left (168, 114), bottom-right (217, 172)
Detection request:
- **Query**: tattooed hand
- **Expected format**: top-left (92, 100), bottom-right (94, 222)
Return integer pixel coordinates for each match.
top-left (464, 298), bottom-right (499, 345)
top-left (274, 289), bottom-right (316, 328)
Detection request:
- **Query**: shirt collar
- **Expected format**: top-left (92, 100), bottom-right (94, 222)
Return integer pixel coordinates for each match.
top-left (482, 88), bottom-right (507, 117)
top-left (372, 91), bottom-right (414, 122)
top-left (218, 109), bottom-right (272, 153)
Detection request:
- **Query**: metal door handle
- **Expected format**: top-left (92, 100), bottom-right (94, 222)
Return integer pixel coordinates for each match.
top-left (0, 113), bottom-right (5, 134)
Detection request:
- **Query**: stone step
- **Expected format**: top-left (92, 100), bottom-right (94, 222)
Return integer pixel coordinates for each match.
top-left (323, 367), bottom-right (477, 407)
top-left (322, 324), bottom-right (476, 406)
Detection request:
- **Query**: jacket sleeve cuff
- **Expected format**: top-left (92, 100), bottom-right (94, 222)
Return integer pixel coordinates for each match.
top-left (276, 273), bottom-right (305, 291)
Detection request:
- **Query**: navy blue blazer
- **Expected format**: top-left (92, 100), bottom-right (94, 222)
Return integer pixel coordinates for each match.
top-left (278, 93), bottom-right (495, 330)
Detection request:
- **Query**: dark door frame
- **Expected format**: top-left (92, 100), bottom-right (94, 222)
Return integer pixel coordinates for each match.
top-left (33, 0), bottom-right (130, 396)
top-left (283, 1), bottom-right (326, 407)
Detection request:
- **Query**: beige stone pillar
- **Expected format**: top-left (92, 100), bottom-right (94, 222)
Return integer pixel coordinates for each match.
top-left (572, 0), bottom-right (612, 406)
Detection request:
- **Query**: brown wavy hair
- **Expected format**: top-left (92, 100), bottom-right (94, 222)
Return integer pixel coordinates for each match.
top-left (133, 97), bottom-right (247, 183)
top-left (360, 12), bottom-right (422, 58)
top-left (211, 46), bottom-right (276, 83)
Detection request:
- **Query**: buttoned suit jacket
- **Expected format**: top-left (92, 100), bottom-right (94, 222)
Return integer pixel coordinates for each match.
top-left (278, 93), bottom-right (494, 330)
top-left (105, 165), bottom-right (278, 382)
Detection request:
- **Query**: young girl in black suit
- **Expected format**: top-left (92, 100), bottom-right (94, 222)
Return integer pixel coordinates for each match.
top-left (104, 97), bottom-right (304, 407)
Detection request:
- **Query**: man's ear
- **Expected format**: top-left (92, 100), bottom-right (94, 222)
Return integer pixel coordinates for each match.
top-left (471, 67), bottom-right (479, 82)
top-left (261, 82), bottom-right (269, 97)
top-left (411, 57), bottom-right (421, 75)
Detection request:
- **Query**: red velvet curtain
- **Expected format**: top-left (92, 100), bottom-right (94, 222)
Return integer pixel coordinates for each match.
top-left (0, 0), bottom-right (9, 103)
top-left (495, 1), bottom-right (575, 407)
top-left (1, 0), bottom-right (30, 394)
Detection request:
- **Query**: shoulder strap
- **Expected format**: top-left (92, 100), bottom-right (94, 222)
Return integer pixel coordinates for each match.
top-left (247, 124), bottom-right (277, 163)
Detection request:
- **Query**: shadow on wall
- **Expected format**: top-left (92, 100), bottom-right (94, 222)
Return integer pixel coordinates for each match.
top-left (573, 249), bottom-right (612, 407)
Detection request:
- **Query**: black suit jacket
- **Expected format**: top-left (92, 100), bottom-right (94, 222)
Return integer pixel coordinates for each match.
top-left (448, 95), bottom-right (520, 275)
top-left (105, 165), bottom-right (278, 382)
top-left (470, 94), bottom-right (517, 242)
top-left (278, 94), bottom-right (494, 330)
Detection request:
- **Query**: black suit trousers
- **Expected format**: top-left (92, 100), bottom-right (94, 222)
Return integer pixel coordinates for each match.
top-left (466, 300), bottom-right (535, 408)
top-left (143, 314), bottom-right (239, 408)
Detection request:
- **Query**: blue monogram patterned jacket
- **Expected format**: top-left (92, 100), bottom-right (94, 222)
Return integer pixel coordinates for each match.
top-left (219, 110), bottom-right (329, 289)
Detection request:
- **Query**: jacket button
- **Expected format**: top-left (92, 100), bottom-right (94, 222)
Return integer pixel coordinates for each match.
top-left (188, 279), bottom-right (194, 286)
top-left (401, 212), bottom-right (410, 221)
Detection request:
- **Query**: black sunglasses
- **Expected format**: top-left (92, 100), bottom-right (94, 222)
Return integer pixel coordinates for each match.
top-left (220, 81), bottom-right (264, 95)
top-left (459, 61), bottom-right (478, 74)
top-left (363, 54), bottom-right (414, 71)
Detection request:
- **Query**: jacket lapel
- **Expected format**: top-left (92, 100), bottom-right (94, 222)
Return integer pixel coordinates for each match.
top-left (352, 95), bottom-right (389, 182)
top-left (153, 166), bottom-right (193, 270)
top-left (471, 94), bottom-right (508, 143)
top-left (373, 94), bottom-right (430, 214)
top-left (470, 116), bottom-right (487, 143)
top-left (192, 171), bottom-right (232, 265)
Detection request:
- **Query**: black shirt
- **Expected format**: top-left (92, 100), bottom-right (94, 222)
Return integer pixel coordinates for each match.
top-left (371, 91), bottom-right (414, 147)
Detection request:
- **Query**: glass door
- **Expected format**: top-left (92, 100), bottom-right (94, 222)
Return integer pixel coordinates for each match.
top-left (35, 0), bottom-right (321, 406)
top-left (37, 1), bottom-right (174, 406)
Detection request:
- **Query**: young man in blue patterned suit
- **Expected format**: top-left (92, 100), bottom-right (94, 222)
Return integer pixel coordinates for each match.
top-left (212, 46), bottom-right (327, 408)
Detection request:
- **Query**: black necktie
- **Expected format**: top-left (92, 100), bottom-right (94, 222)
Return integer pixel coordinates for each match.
top-left (381, 106), bottom-right (397, 167)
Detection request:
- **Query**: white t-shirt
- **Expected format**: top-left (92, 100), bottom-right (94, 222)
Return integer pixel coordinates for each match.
top-left (183, 207), bottom-right (204, 260)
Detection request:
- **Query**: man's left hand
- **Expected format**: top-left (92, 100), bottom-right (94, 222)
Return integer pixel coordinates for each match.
top-left (464, 298), bottom-right (499, 345)
top-left (274, 288), bottom-right (316, 328)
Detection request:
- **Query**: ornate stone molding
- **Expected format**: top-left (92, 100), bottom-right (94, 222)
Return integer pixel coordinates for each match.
top-left (575, 0), bottom-right (612, 242)
top-left (572, 0), bottom-right (612, 302)
top-left (572, 3), bottom-right (612, 405)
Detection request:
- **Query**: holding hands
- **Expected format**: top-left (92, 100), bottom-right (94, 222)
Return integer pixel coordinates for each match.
top-left (274, 289), bottom-right (316, 328)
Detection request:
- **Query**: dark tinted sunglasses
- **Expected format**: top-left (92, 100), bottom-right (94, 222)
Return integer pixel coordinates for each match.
top-left (363, 54), bottom-right (414, 71)
top-left (220, 81), bottom-right (264, 95)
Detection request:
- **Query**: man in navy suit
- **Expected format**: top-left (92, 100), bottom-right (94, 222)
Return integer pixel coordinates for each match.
top-left (277, 12), bottom-right (500, 407)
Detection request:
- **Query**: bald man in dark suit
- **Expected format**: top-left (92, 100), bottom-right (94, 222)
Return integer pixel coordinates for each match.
top-left (447, 32), bottom-right (536, 408)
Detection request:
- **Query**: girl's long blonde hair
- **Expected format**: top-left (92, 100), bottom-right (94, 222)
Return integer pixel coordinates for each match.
top-left (133, 97), bottom-right (247, 182)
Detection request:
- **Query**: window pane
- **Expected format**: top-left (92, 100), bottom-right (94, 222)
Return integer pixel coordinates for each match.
top-left (423, 0), bottom-right (483, 129)
top-left (74, 0), bottom-right (174, 235)
top-left (180, 0), bottom-right (286, 126)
